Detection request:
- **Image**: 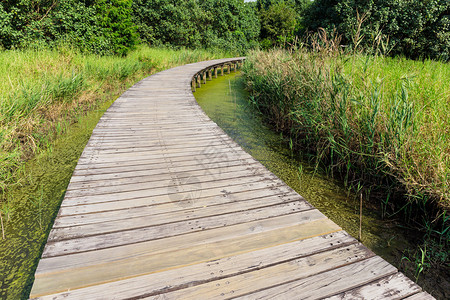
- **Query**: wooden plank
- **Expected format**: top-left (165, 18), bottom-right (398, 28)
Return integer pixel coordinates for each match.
top-left (69, 157), bottom-right (257, 183)
top-left (325, 272), bottom-right (421, 299)
top-left (48, 199), bottom-right (312, 241)
top-left (54, 190), bottom-right (304, 227)
top-left (31, 219), bottom-right (341, 298)
top-left (61, 174), bottom-right (283, 206)
top-left (72, 150), bottom-right (251, 174)
top-left (57, 181), bottom-right (292, 215)
top-left (36, 216), bottom-right (339, 276)
top-left (83, 135), bottom-right (232, 150)
top-left (145, 243), bottom-right (376, 299)
top-left (43, 209), bottom-right (326, 257)
top-left (75, 145), bottom-right (249, 166)
top-left (229, 256), bottom-right (397, 300)
top-left (66, 163), bottom-right (262, 191)
top-left (34, 232), bottom-right (356, 299)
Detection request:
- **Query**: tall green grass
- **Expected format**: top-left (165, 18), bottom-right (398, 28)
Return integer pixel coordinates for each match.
top-left (0, 45), bottom-right (229, 200)
top-left (244, 49), bottom-right (450, 210)
top-left (243, 49), bottom-right (450, 287)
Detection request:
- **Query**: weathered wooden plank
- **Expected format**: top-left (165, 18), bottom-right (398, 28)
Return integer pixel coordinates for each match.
top-left (34, 232), bottom-right (356, 299)
top-left (76, 145), bottom-right (248, 166)
top-left (61, 174), bottom-right (282, 206)
top-left (325, 272), bottom-right (421, 299)
top-left (229, 256), bottom-right (397, 300)
top-left (48, 199), bottom-right (312, 241)
top-left (145, 244), bottom-right (376, 299)
top-left (43, 209), bottom-right (325, 257)
top-left (72, 149), bottom-right (250, 174)
top-left (77, 144), bottom-right (246, 163)
top-left (54, 189), bottom-right (303, 227)
top-left (32, 219), bottom-right (341, 298)
top-left (83, 134), bottom-right (231, 149)
top-left (36, 216), bottom-right (339, 276)
top-left (58, 180), bottom-right (292, 215)
top-left (90, 125), bottom-right (220, 135)
top-left (88, 125), bottom-right (219, 137)
top-left (66, 163), bottom-right (262, 191)
top-left (64, 169), bottom-right (269, 198)
top-left (69, 157), bottom-right (257, 183)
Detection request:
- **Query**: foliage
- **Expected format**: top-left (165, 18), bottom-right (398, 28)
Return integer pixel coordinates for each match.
top-left (304, 0), bottom-right (450, 60)
top-left (132, 0), bottom-right (259, 54)
top-left (0, 0), bottom-right (138, 55)
top-left (95, 0), bottom-right (139, 55)
top-left (132, 0), bottom-right (206, 48)
top-left (258, 1), bottom-right (297, 48)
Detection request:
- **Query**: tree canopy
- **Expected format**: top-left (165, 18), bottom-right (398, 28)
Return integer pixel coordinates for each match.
top-left (0, 0), bottom-right (448, 60)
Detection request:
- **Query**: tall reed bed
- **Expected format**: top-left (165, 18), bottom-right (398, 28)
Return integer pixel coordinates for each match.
top-left (243, 49), bottom-right (450, 286)
top-left (244, 49), bottom-right (449, 210)
top-left (0, 46), bottom-right (228, 202)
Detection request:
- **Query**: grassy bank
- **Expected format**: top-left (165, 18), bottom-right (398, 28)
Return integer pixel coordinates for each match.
top-left (243, 49), bottom-right (449, 279)
top-left (0, 46), bottom-right (227, 298)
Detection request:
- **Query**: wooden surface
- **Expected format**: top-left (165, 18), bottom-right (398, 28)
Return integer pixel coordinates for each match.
top-left (30, 58), bottom-right (433, 299)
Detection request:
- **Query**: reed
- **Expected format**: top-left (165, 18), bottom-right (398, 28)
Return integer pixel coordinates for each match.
top-left (243, 49), bottom-right (450, 211)
top-left (243, 49), bottom-right (450, 278)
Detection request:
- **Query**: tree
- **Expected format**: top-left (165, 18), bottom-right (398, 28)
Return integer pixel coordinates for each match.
top-left (259, 1), bottom-right (297, 48)
top-left (133, 0), bottom-right (259, 53)
top-left (0, 0), bottom-right (138, 55)
top-left (96, 0), bottom-right (138, 55)
top-left (304, 0), bottom-right (450, 60)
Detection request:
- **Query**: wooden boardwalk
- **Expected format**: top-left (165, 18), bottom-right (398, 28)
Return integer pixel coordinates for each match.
top-left (30, 58), bottom-right (433, 299)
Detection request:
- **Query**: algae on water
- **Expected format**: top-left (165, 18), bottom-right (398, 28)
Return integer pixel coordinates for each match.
top-left (0, 102), bottom-right (112, 299)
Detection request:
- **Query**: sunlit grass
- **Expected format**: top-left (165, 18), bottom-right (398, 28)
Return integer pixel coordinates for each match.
top-left (243, 49), bottom-right (450, 210)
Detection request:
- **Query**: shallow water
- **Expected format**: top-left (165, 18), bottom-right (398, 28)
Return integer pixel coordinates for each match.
top-left (0, 100), bottom-right (114, 299)
top-left (194, 72), bottom-right (412, 272)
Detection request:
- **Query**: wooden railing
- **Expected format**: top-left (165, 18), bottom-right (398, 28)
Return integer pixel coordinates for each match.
top-left (191, 59), bottom-right (245, 92)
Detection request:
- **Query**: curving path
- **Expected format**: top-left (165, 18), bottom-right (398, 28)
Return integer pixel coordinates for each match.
top-left (30, 58), bottom-right (433, 299)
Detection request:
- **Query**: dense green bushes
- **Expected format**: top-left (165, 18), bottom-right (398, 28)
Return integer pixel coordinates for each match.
top-left (0, 0), bottom-right (138, 55)
top-left (1, 0), bottom-right (447, 59)
top-left (133, 0), bottom-right (259, 53)
top-left (304, 0), bottom-right (450, 60)
top-left (0, 0), bottom-right (259, 55)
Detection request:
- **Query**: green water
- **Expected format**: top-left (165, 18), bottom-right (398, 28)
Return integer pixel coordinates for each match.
top-left (194, 72), bottom-right (412, 271)
top-left (0, 100), bottom-right (114, 299)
